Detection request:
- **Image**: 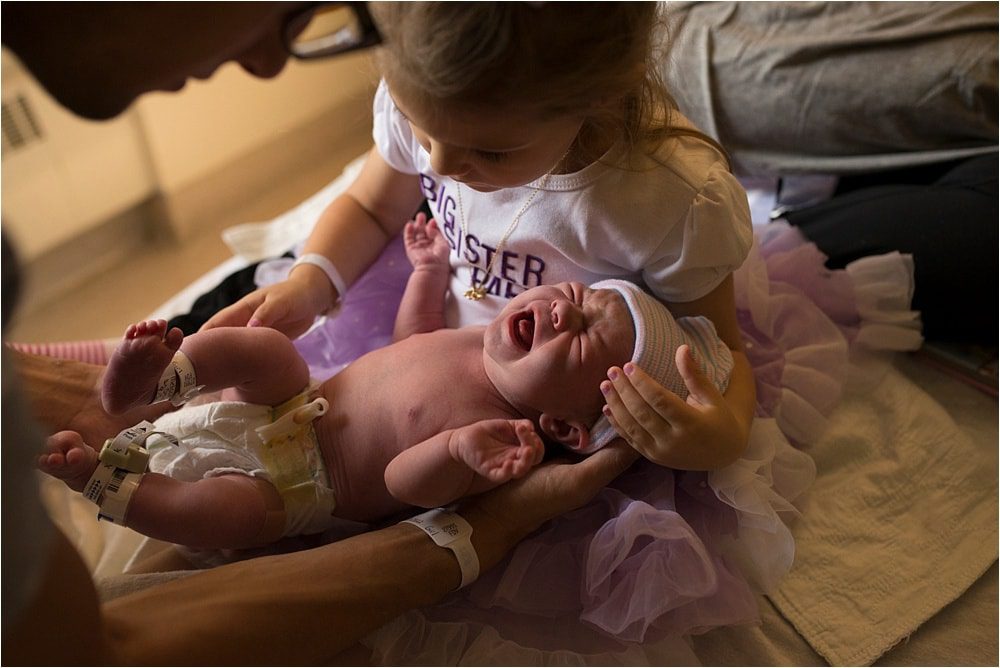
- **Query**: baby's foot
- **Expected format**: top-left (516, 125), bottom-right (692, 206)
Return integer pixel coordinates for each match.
top-left (37, 431), bottom-right (99, 493)
top-left (453, 419), bottom-right (545, 484)
top-left (102, 319), bottom-right (184, 415)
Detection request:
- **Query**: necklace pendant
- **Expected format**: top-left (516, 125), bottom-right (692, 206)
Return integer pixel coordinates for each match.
top-left (464, 285), bottom-right (487, 301)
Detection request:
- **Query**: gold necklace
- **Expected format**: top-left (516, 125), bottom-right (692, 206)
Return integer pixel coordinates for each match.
top-left (455, 149), bottom-right (570, 301)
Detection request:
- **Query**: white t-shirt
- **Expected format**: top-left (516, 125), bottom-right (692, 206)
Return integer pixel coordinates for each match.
top-left (372, 81), bottom-right (753, 327)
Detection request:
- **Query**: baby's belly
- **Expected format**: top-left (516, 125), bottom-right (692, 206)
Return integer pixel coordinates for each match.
top-left (312, 404), bottom-right (410, 523)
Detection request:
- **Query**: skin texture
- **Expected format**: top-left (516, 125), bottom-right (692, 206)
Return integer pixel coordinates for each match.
top-left (3, 5), bottom-right (751, 660)
top-left (200, 80), bottom-right (754, 473)
top-left (3, 5), bottom-right (635, 663)
top-left (202, 82), bottom-right (593, 333)
top-left (39, 220), bottom-right (639, 544)
top-left (603, 277), bottom-right (756, 470)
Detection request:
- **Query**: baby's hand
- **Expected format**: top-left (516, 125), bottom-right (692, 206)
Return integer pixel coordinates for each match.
top-left (450, 419), bottom-right (545, 484)
top-left (403, 213), bottom-right (450, 269)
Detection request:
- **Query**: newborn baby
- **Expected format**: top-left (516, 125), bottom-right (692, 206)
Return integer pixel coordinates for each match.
top-left (39, 220), bottom-right (732, 550)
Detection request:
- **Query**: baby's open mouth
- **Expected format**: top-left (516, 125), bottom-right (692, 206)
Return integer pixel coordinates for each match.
top-left (511, 312), bottom-right (535, 352)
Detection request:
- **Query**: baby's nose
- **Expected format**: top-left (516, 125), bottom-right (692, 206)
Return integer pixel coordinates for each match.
top-left (551, 300), bottom-right (583, 331)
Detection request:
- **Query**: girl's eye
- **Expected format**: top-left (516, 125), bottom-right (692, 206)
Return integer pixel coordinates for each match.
top-left (475, 149), bottom-right (511, 163)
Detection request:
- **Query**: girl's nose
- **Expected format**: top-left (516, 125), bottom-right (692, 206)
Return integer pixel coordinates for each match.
top-left (551, 299), bottom-right (583, 332)
top-left (428, 141), bottom-right (469, 178)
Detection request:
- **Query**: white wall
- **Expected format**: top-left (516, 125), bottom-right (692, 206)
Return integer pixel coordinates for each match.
top-left (1, 48), bottom-right (375, 259)
top-left (134, 52), bottom-right (374, 195)
top-left (1, 52), bottom-right (155, 259)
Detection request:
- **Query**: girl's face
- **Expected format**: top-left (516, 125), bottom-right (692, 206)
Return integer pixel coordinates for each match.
top-left (389, 88), bottom-right (585, 192)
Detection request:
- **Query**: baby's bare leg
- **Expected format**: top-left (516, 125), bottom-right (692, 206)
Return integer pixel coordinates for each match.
top-left (102, 321), bottom-right (309, 414)
top-left (126, 473), bottom-right (286, 549)
top-left (37, 432), bottom-right (287, 549)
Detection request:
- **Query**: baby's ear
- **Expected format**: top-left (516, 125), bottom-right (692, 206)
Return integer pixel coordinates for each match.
top-left (538, 414), bottom-right (591, 452)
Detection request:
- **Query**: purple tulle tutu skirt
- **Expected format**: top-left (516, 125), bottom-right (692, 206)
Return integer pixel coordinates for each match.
top-left (255, 220), bottom-right (921, 661)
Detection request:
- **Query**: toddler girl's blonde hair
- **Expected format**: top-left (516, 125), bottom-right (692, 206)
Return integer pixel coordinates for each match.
top-left (370, 2), bottom-right (714, 166)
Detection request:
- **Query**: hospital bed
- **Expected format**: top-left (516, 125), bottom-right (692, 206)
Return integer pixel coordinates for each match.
top-left (38, 2), bottom-right (998, 665)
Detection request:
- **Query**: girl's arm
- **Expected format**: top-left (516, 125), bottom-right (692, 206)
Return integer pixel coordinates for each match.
top-left (203, 149), bottom-right (424, 338)
top-left (602, 275), bottom-right (755, 470)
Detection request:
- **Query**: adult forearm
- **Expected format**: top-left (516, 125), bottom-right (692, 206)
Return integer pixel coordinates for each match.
top-left (103, 523), bottom-right (470, 665)
top-left (103, 443), bottom-right (637, 665)
top-left (12, 349), bottom-right (104, 431)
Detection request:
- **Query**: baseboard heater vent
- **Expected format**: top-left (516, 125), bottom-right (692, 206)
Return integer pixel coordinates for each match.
top-left (1, 94), bottom-right (44, 157)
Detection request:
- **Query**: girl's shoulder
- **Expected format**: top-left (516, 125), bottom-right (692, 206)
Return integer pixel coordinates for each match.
top-left (635, 113), bottom-right (735, 193)
top-left (590, 130), bottom-right (745, 214)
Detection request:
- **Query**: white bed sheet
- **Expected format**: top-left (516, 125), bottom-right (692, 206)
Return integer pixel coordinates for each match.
top-left (40, 163), bottom-right (998, 666)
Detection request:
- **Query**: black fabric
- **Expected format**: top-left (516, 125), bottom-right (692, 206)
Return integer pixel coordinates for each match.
top-left (166, 253), bottom-right (293, 334)
top-left (785, 155), bottom-right (998, 344)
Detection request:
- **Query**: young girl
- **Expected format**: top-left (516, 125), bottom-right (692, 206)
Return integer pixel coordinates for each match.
top-left (205, 2), bottom-right (755, 471)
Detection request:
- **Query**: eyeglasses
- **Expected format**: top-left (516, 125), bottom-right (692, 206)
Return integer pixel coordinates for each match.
top-left (283, 2), bottom-right (382, 60)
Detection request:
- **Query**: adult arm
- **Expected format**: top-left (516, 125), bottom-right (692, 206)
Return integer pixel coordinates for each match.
top-left (102, 442), bottom-right (639, 665)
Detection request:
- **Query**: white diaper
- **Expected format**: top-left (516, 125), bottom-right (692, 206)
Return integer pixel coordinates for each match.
top-left (149, 399), bottom-right (337, 537)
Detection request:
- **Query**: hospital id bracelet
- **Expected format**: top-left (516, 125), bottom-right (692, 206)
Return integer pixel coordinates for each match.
top-left (292, 253), bottom-right (347, 314)
top-left (82, 421), bottom-right (177, 524)
top-left (403, 508), bottom-right (480, 589)
top-left (83, 462), bottom-right (142, 525)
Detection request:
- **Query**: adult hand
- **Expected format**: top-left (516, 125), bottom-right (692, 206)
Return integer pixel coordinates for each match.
top-left (601, 344), bottom-right (747, 471)
top-left (200, 271), bottom-right (331, 339)
top-left (459, 439), bottom-right (639, 572)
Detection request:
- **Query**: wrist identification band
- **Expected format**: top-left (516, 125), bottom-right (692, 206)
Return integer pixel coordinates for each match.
top-left (403, 508), bottom-right (480, 589)
top-left (292, 253), bottom-right (347, 313)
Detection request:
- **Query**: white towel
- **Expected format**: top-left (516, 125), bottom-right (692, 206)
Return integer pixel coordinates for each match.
top-left (769, 359), bottom-right (998, 666)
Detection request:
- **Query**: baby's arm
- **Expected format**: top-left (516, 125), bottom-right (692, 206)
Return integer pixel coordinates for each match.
top-left (384, 419), bottom-right (544, 508)
top-left (393, 213), bottom-right (452, 341)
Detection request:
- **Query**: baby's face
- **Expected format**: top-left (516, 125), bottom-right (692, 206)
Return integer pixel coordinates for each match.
top-left (483, 282), bottom-right (635, 421)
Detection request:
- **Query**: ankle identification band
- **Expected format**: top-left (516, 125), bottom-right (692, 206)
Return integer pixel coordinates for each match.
top-left (402, 508), bottom-right (479, 589)
top-left (83, 421), bottom-right (178, 524)
top-left (154, 351), bottom-right (205, 406)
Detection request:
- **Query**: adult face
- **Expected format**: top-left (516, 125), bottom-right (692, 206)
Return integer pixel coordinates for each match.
top-left (483, 282), bottom-right (635, 423)
top-left (1, 2), bottom-right (314, 120)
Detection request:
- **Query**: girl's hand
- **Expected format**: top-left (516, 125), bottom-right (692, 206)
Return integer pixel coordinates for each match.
top-left (403, 213), bottom-right (450, 270)
top-left (600, 344), bottom-right (747, 471)
top-left (200, 269), bottom-right (334, 339)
